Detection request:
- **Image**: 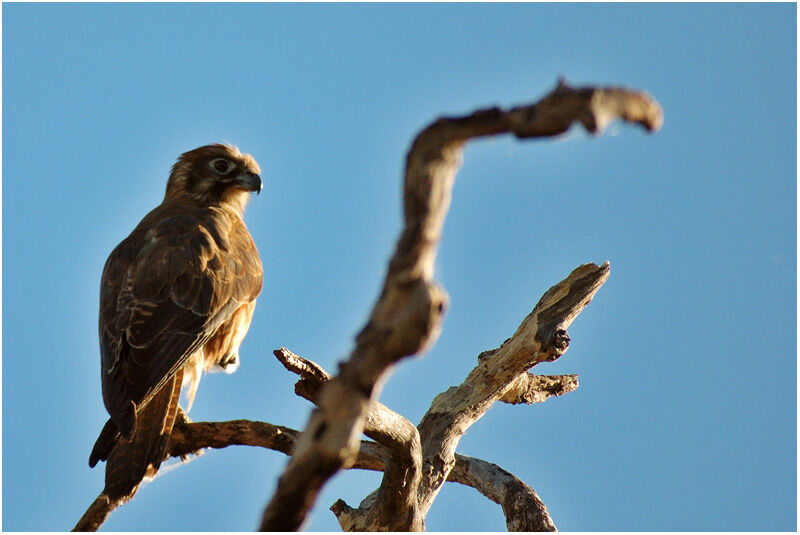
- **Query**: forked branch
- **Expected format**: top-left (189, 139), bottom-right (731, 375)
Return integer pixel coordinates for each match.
top-left (276, 347), bottom-right (573, 531)
top-left (260, 78), bottom-right (660, 530)
top-left (275, 348), bottom-right (424, 531)
top-left (416, 262), bottom-right (609, 516)
top-left (75, 414), bottom-right (558, 531)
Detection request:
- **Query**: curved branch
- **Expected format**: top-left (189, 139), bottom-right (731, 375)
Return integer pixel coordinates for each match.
top-left (168, 417), bottom-right (298, 458)
top-left (450, 454), bottom-right (556, 532)
top-left (170, 419), bottom-right (558, 531)
top-left (75, 412), bottom-right (555, 532)
top-left (274, 347), bottom-right (571, 531)
top-left (260, 78), bottom-right (660, 531)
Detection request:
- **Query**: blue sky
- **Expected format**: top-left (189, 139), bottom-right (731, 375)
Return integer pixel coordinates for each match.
top-left (2, 3), bottom-right (795, 532)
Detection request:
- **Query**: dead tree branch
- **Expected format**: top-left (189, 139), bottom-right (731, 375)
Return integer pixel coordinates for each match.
top-left (272, 269), bottom-right (607, 529)
top-left (75, 413), bottom-right (556, 531)
top-left (260, 78), bottom-right (659, 530)
top-left (275, 347), bottom-right (577, 531)
top-left (75, 339), bottom-right (578, 532)
top-left (276, 348), bottom-right (424, 531)
top-left (416, 262), bottom-right (609, 515)
top-left (167, 415), bottom-right (559, 530)
top-left (499, 373), bottom-right (579, 405)
top-left (450, 454), bottom-right (555, 531)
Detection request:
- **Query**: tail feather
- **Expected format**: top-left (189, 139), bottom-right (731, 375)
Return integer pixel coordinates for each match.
top-left (145, 366), bottom-right (183, 480)
top-left (89, 418), bottom-right (119, 468)
top-left (103, 368), bottom-right (184, 502)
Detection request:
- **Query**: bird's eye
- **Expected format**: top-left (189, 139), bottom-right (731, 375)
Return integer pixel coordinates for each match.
top-left (210, 158), bottom-right (233, 174)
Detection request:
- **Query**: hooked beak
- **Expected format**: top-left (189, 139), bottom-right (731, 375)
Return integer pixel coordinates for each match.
top-left (236, 171), bottom-right (262, 195)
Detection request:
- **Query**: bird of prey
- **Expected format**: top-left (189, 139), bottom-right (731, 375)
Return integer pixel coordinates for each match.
top-left (89, 144), bottom-right (263, 503)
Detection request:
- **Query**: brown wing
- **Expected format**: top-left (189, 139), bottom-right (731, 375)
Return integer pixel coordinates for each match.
top-left (98, 202), bottom-right (262, 439)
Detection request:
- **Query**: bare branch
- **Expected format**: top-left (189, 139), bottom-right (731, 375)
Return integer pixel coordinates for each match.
top-left (260, 78), bottom-right (658, 531)
top-left (275, 348), bottom-right (424, 531)
top-left (499, 373), bottom-right (579, 405)
top-left (274, 347), bottom-right (331, 403)
top-left (167, 418), bottom-right (389, 473)
top-left (416, 262), bottom-right (610, 515)
top-left (168, 417), bottom-right (297, 458)
top-left (506, 78), bottom-right (662, 138)
top-left (274, 347), bottom-right (571, 531)
top-left (171, 416), bottom-right (557, 532)
top-left (275, 347), bottom-right (332, 383)
top-left (75, 410), bottom-right (550, 532)
top-left (450, 454), bottom-right (556, 532)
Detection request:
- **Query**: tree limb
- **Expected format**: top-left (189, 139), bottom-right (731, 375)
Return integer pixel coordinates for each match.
top-left (170, 419), bottom-right (557, 531)
top-left (450, 454), bottom-right (556, 531)
top-left (168, 417), bottom-right (297, 458)
top-left (416, 262), bottom-right (609, 515)
top-left (275, 348), bottom-right (424, 531)
top-left (75, 412), bottom-right (557, 532)
top-left (260, 78), bottom-right (659, 531)
top-left (499, 373), bottom-right (579, 405)
top-left (275, 347), bottom-right (572, 531)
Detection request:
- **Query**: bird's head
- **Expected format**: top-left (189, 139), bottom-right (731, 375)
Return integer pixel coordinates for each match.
top-left (165, 143), bottom-right (262, 213)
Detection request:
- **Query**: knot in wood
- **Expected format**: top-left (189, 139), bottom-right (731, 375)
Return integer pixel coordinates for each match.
top-left (541, 328), bottom-right (570, 362)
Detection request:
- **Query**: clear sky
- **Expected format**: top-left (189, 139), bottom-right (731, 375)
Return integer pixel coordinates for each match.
top-left (2, 3), bottom-right (796, 532)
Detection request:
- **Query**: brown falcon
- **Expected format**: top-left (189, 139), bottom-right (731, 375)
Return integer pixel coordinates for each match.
top-left (89, 144), bottom-right (263, 502)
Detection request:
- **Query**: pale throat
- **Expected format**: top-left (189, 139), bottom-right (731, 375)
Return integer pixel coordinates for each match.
top-left (222, 188), bottom-right (252, 215)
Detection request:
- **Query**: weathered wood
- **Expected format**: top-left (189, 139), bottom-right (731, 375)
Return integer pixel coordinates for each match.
top-left (275, 347), bottom-right (580, 531)
top-left (416, 262), bottom-right (609, 515)
top-left (275, 347), bottom-right (424, 531)
top-left (450, 454), bottom-right (556, 532)
top-left (259, 79), bottom-right (659, 531)
top-left (75, 412), bottom-right (557, 532)
top-left (499, 373), bottom-right (579, 405)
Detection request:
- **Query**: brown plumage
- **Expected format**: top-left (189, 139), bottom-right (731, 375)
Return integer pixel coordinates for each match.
top-left (89, 144), bottom-right (263, 502)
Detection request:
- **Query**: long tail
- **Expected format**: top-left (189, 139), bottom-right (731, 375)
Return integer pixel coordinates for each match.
top-left (103, 367), bottom-right (184, 502)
